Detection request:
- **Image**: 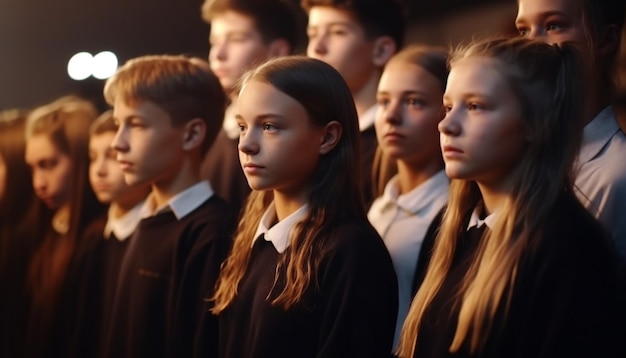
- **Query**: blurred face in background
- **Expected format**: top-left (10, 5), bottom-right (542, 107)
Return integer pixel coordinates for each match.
top-left (89, 132), bottom-right (134, 203)
top-left (25, 134), bottom-right (73, 210)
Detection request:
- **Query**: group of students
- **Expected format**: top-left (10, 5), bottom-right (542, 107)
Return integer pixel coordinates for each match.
top-left (1, 0), bottom-right (626, 357)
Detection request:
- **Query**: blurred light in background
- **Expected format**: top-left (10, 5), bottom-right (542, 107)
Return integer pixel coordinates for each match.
top-left (67, 51), bottom-right (118, 80)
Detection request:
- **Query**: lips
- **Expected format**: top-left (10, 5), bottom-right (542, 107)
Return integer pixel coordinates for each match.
top-left (384, 131), bottom-right (406, 140)
top-left (117, 158), bottom-right (133, 171)
top-left (243, 162), bottom-right (264, 174)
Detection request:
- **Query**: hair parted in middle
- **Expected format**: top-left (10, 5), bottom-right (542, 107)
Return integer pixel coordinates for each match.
top-left (212, 55), bottom-right (365, 312)
top-left (396, 36), bottom-right (586, 357)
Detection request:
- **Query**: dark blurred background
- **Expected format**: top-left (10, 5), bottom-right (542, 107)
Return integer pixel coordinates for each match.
top-left (0, 0), bottom-right (551, 112)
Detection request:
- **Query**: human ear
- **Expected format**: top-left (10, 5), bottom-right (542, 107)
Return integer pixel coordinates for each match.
top-left (268, 38), bottom-right (291, 58)
top-left (181, 118), bottom-right (207, 151)
top-left (319, 120), bottom-right (342, 155)
top-left (372, 36), bottom-right (397, 67)
top-left (598, 24), bottom-right (620, 58)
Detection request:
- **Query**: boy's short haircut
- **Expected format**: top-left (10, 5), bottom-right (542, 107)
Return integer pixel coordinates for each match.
top-left (201, 0), bottom-right (299, 52)
top-left (90, 109), bottom-right (117, 136)
top-left (301, 0), bottom-right (407, 48)
top-left (103, 55), bottom-right (227, 155)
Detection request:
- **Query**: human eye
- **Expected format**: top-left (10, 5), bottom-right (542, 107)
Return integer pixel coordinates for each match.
top-left (546, 22), bottom-right (564, 32)
top-left (406, 97), bottom-right (424, 108)
top-left (376, 96), bottom-right (390, 107)
top-left (306, 28), bottom-right (318, 39)
top-left (40, 158), bottom-right (58, 170)
top-left (517, 26), bottom-right (530, 36)
top-left (88, 151), bottom-right (97, 163)
top-left (467, 102), bottom-right (484, 111)
top-left (263, 123), bottom-right (279, 132)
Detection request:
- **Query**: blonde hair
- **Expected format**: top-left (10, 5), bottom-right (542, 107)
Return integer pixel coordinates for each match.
top-left (212, 56), bottom-right (363, 312)
top-left (397, 37), bottom-right (585, 356)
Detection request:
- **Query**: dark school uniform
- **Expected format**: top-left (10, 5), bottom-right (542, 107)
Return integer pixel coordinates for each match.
top-left (414, 192), bottom-right (626, 358)
top-left (62, 202), bottom-right (144, 358)
top-left (103, 181), bottom-right (234, 358)
top-left (218, 203), bottom-right (398, 358)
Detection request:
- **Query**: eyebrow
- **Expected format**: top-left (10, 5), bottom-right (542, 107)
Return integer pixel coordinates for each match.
top-left (516, 10), bottom-right (570, 24)
top-left (235, 113), bottom-right (286, 121)
top-left (378, 90), bottom-right (430, 97)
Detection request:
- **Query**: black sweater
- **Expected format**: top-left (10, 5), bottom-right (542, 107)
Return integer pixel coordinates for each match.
top-left (218, 217), bottom-right (398, 358)
top-left (103, 196), bottom-right (234, 358)
top-left (414, 192), bottom-right (626, 358)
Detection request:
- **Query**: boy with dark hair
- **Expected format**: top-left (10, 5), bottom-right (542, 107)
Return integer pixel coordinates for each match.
top-left (200, 0), bottom-right (302, 217)
top-left (302, 0), bottom-right (406, 207)
top-left (102, 55), bottom-right (234, 358)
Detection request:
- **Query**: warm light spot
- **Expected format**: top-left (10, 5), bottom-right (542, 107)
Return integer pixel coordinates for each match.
top-left (92, 51), bottom-right (118, 79)
top-left (67, 52), bottom-right (93, 80)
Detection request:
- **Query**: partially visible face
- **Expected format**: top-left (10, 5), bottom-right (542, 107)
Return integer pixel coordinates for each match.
top-left (111, 100), bottom-right (186, 187)
top-left (0, 153), bottom-right (6, 203)
top-left (209, 11), bottom-right (272, 93)
top-left (89, 132), bottom-right (134, 203)
top-left (306, 6), bottom-right (377, 92)
top-left (25, 134), bottom-right (73, 209)
top-left (236, 80), bottom-right (325, 198)
top-left (375, 60), bottom-right (444, 168)
top-left (515, 0), bottom-right (586, 45)
top-left (439, 56), bottom-right (528, 187)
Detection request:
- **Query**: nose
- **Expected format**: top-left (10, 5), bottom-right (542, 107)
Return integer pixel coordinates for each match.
top-left (382, 100), bottom-right (402, 125)
top-left (95, 157), bottom-right (107, 177)
top-left (111, 125), bottom-right (129, 154)
top-left (525, 27), bottom-right (545, 41)
top-left (308, 33), bottom-right (327, 57)
top-left (237, 128), bottom-right (259, 155)
top-left (438, 109), bottom-right (461, 136)
top-left (210, 40), bottom-right (227, 62)
top-left (32, 168), bottom-right (47, 193)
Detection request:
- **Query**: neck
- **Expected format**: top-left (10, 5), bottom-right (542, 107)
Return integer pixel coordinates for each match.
top-left (272, 190), bottom-right (308, 222)
top-left (151, 160), bottom-right (201, 208)
top-left (110, 196), bottom-right (142, 219)
top-left (52, 203), bottom-right (71, 234)
top-left (476, 181), bottom-right (511, 216)
top-left (352, 70), bottom-right (381, 118)
top-left (396, 159), bottom-right (443, 195)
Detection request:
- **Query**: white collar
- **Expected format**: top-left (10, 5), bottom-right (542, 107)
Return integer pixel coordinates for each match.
top-left (579, 106), bottom-right (621, 164)
top-left (140, 181), bottom-right (214, 220)
top-left (104, 200), bottom-right (145, 241)
top-left (252, 202), bottom-right (309, 253)
top-left (467, 205), bottom-right (498, 230)
top-left (376, 170), bottom-right (449, 214)
top-left (359, 105), bottom-right (378, 132)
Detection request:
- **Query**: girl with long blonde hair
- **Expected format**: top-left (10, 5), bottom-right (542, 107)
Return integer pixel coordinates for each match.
top-left (397, 37), bottom-right (626, 358)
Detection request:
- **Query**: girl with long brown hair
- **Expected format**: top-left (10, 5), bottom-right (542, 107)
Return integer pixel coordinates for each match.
top-left (212, 56), bottom-right (398, 357)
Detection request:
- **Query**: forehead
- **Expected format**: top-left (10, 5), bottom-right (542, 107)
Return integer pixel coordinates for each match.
top-left (89, 132), bottom-right (115, 148)
top-left (516, 0), bottom-right (582, 21)
top-left (446, 57), bottom-right (508, 95)
top-left (25, 134), bottom-right (60, 160)
top-left (113, 98), bottom-right (170, 121)
top-left (210, 10), bottom-right (259, 35)
top-left (237, 80), bottom-right (305, 117)
top-left (379, 61), bottom-right (444, 94)
top-left (307, 6), bottom-right (361, 28)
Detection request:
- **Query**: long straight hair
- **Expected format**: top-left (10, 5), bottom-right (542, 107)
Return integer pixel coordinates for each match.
top-left (372, 44), bottom-right (449, 197)
top-left (397, 37), bottom-right (585, 356)
top-left (212, 56), bottom-right (363, 312)
top-left (25, 96), bottom-right (103, 320)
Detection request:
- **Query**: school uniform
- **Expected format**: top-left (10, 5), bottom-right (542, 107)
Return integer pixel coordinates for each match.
top-left (574, 106), bottom-right (626, 261)
top-left (368, 170), bottom-right (449, 348)
top-left (201, 104), bottom-right (251, 218)
top-left (360, 105), bottom-right (378, 208)
top-left (103, 181), bottom-right (234, 358)
top-left (413, 192), bottom-right (626, 358)
top-left (218, 202), bottom-right (398, 358)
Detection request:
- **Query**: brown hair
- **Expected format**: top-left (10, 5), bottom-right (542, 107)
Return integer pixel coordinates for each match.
top-left (103, 55), bottom-right (227, 155)
top-left (301, 0), bottom-right (407, 48)
top-left (202, 0), bottom-right (300, 52)
top-left (25, 95), bottom-right (104, 327)
top-left (397, 37), bottom-right (585, 357)
top-left (212, 56), bottom-right (364, 312)
top-left (89, 109), bottom-right (117, 136)
top-left (372, 44), bottom-right (449, 197)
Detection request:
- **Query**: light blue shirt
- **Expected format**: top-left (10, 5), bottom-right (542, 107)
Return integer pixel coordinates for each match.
top-left (574, 106), bottom-right (626, 260)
